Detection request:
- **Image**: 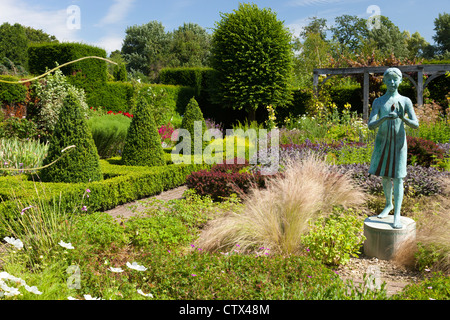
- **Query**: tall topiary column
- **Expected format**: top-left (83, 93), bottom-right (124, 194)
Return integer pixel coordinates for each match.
top-left (40, 89), bottom-right (103, 183)
top-left (121, 95), bottom-right (166, 167)
top-left (180, 97), bottom-right (207, 155)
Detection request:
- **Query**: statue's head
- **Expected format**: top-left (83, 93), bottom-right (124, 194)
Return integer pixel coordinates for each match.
top-left (383, 67), bottom-right (402, 92)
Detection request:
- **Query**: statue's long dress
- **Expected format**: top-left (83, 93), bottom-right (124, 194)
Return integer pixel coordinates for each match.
top-left (369, 103), bottom-right (407, 179)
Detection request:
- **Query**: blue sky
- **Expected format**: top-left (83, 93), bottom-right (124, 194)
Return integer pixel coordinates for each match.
top-left (0, 0), bottom-right (448, 54)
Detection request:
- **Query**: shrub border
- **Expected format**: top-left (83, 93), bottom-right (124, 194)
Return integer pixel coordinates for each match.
top-left (0, 160), bottom-right (211, 237)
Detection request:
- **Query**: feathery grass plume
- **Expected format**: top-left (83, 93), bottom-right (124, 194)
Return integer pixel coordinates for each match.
top-left (196, 153), bottom-right (365, 255)
top-left (394, 177), bottom-right (450, 273)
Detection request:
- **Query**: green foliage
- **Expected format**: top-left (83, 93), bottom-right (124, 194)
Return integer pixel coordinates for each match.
top-left (0, 137), bottom-right (48, 176)
top-left (0, 57), bottom-right (28, 77)
top-left (27, 42), bottom-right (107, 85)
top-left (39, 90), bottom-right (103, 183)
top-left (210, 3), bottom-right (293, 121)
top-left (330, 15), bottom-right (369, 52)
top-left (86, 81), bottom-right (134, 111)
top-left (179, 97), bottom-right (207, 155)
top-left (0, 117), bottom-right (40, 140)
top-left (121, 96), bottom-right (166, 167)
top-left (0, 75), bottom-right (28, 103)
top-left (113, 63), bottom-right (127, 82)
top-left (368, 16), bottom-right (410, 60)
top-left (301, 208), bottom-right (366, 266)
top-left (0, 160), bottom-right (210, 238)
top-left (87, 113), bottom-right (132, 159)
top-left (73, 211), bottom-right (128, 249)
top-left (121, 21), bottom-right (171, 81)
top-left (158, 67), bottom-right (213, 95)
top-left (30, 69), bottom-right (89, 136)
top-left (407, 118), bottom-right (450, 144)
top-left (0, 23), bottom-right (29, 68)
top-left (333, 143), bottom-right (374, 165)
top-left (168, 23), bottom-right (212, 68)
top-left (433, 12), bottom-right (450, 55)
top-left (414, 242), bottom-right (449, 272)
top-left (126, 215), bottom-right (192, 248)
top-left (392, 272), bottom-right (450, 300)
top-left (293, 33), bottom-right (331, 88)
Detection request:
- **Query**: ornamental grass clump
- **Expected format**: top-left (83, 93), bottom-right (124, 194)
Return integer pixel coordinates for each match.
top-left (121, 96), bottom-right (166, 167)
top-left (0, 138), bottom-right (48, 176)
top-left (196, 154), bottom-right (365, 255)
top-left (393, 177), bottom-right (450, 273)
top-left (39, 90), bottom-right (102, 183)
top-left (87, 113), bottom-right (131, 158)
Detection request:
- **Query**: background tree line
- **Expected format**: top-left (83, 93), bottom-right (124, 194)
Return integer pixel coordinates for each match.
top-left (0, 8), bottom-right (449, 122)
top-left (1, 12), bottom-right (449, 84)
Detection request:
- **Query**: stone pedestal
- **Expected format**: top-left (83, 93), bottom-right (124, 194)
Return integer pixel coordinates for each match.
top-left (363, 215), bottom-right (416, 260)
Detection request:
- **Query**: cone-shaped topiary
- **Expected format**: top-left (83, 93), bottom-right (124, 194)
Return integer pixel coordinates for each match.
top-left (121, 95), bottom-right (166, 167)
top-left (40, 89), bottom-right (103, 183)
top-left (180, 97), bottom-right (207, 155)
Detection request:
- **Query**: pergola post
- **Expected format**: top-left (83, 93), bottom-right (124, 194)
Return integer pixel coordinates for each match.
top-left (417, 67), bottom-right (424, 107)
top-left (313, 71), bottom-right (319, 97)
top-left (363, 70), bottom-right (369, 120)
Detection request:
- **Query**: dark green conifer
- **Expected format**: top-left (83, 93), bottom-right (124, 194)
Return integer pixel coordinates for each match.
top-left (180, 97), bottom-right (207, 155)
top-left (40, 90), bottom-right (102, 183)
top-left (121, 96), bottom-right (166, 166)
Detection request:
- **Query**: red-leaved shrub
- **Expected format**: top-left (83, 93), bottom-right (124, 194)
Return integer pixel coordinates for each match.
top-left (407, 136), bottom-right (444, 167)
top-left (186, 158), bottom-right (268, 201)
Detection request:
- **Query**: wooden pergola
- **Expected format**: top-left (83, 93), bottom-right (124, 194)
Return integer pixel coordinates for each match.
top-left (313, 64), bottom-right (450, 120)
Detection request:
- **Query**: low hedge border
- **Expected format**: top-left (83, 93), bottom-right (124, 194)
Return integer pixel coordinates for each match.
top-left (0, 159), bottom-right (211, 237)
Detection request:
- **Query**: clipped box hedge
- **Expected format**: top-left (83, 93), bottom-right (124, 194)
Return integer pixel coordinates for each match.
top-left (86, 82), bottom-right (196, 116)
top-left (0, 75), bottom-right (28, 103)
top-left (159, 67), bottom-right (214, 93)
top-left (27, 42), bottom-right (108, 84)
top-left (0, 159), bottom-right (210, 237)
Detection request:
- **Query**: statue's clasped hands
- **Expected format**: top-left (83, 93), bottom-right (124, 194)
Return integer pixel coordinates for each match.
top-left (388, 102), bottom-right (405, 120)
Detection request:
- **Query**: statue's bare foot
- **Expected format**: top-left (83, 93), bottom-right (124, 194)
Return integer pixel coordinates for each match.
top-left (393, 220), bottom-right (403, 229)
top-left (377, 204), bottom-right (393, 218)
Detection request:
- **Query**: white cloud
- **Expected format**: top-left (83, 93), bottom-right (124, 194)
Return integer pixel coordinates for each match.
top-left (94, 34), bottom-right (124, 54)
top-left (0, 0), bottom-right (81, 42)
top-left (97, 0), bottom-right (136, 26)
top-left (286, 18), bottom-right (310, 38)
top-left (287, 0), bottom-right (343, 6)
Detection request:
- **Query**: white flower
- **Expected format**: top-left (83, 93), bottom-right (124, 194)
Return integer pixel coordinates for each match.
top-left (58, 241), bottom-right (74, 249)
top-left (4, 236), bottom-right (23, 249)
top-left (126, 261), bottom-right (147, 271)
top-left (137, 289), bottom-right (153, 298)
top-left (25, 285), bottom-right (42, 295)
top-left (67, 296), bottom-right (78, 300)
top-left (83, 294), bottom-right (102, 300)
top-left (0, 271), bottom-right (26, 285)
top-left (108, 267), bottom-right (124, 273)
top-left (0, 281), bottom-right (21, 297)
top-left (0, 272), bottom-right (26, 297)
